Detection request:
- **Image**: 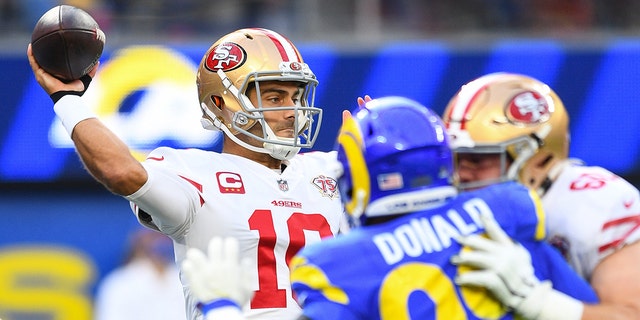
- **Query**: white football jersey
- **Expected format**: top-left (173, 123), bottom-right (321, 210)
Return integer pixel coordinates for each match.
top-left (126, 147), bottom-right (346, 320)
top-left (543, 162), bottom-right (640, 279)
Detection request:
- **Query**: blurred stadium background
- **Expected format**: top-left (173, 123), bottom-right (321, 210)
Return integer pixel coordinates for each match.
top-left (2, 0), bottom-right (640, 319)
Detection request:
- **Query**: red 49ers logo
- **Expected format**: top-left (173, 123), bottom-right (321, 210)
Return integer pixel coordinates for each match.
top-left (205, 42), bottom-right (247, 72)
top-left (506, 91), bottom-right (551, 124)
top-left (570, 173), bottom-right (617, 191)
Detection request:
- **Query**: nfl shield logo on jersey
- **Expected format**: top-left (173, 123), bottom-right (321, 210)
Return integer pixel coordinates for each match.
top-left (278, 179), bottom-right (289, 192)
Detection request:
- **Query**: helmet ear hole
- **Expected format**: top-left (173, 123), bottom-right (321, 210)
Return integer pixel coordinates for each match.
top-left (212, 96), bottom-right (223, 111)
top-left (538, 154), bottom-right (553, 168)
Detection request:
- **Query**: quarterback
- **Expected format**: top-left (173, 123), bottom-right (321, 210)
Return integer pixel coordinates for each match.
top-left (27, 28), bottom-right (346, 320)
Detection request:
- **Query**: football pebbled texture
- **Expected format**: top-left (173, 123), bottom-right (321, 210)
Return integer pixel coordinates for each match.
top-left (31, 5), bottom-right (105, 82)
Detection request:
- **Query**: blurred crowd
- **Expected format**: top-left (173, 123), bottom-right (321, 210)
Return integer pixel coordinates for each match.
top-left (3, 0), bottom-right (640, 44)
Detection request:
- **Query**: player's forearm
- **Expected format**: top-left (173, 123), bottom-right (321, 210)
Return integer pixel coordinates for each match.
top-left (71, 117), bottom-right (147, 195)
top-left (582, 241), bottom-right (640, 320)
top-left (581, 279), bottom-right (640, 320)
top-left (582, 303), bottom-right (640, 320)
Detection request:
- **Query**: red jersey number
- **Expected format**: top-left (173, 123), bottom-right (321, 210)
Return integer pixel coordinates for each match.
top-left (248, 210), bottom-right (333, 309)
top-left (570, 173), bottom-right (617, 191)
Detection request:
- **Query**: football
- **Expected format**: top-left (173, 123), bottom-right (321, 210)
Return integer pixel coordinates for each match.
top-left (31, 5), bottom-right (106, 82)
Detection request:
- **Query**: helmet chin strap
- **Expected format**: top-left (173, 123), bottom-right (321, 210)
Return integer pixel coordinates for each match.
top-left (200, 102), bottom-right (300, 160)
top-left (263, 123), bottom-right (300, 160)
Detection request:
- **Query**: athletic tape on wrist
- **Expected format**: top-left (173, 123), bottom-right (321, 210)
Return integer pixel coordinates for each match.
top-left (53, 95), bottom-right (97, 136)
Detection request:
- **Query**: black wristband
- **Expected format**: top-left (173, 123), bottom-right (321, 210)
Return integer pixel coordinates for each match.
top-left (79, 74), bottom-right (92, 89)
top-left (50, 90), bottom-right (82, 103)
top-left (49, 74), bottom-right (94, 103)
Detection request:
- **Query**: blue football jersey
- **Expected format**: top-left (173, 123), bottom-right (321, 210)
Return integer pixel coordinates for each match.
top-left (290, 182), bottom-right (598, 320)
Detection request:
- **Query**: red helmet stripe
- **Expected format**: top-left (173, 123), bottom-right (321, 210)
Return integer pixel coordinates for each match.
top-left (448, 73), bottom-right (505, 130)
top-left (252, 28), bottom-right (301, 62)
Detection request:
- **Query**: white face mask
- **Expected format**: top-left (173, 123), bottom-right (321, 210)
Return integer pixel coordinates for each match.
top-left (201, 70), bottom-right (322, 160)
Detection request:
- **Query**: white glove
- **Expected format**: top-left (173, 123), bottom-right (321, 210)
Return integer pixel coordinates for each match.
top-left (182, 237), bottom-right (254, 320)
top-left (451, 213), bottom-right (583, 320)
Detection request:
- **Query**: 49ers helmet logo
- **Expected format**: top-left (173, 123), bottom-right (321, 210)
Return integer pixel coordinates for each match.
top-left (204, 42), bottom-right (247, 72)
top-left (506, 91), bottom-right (551, 124)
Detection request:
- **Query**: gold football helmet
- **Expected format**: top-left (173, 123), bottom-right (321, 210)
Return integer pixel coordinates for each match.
top-left (196, 28), bottom-right (321, 160)
top-left (442, 72), bottom-right (570, 195)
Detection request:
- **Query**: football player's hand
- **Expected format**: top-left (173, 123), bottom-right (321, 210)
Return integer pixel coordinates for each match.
top-left (357, 95), bottom-right (372, 108)
top-left (27, 43), bottom-right (98, 102)
top-left (452, 212), bottom-right (539, 307)
top-left (451, 213), bottom-right (583, 320)
top-left (182, 237), bottom-right (253, 320)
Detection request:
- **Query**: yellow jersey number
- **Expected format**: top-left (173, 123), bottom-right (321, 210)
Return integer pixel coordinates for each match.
top-left (380, 262), bottom-right (509, 320)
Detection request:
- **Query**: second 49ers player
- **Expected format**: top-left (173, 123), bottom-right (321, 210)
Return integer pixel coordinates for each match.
top-left (443, 72), bottom-right (640, 319)
top-left (27, 28), bottom-right (347, 320)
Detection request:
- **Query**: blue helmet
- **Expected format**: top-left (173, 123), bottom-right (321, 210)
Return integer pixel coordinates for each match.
top-left (335, 96), bottom-right (457, 226)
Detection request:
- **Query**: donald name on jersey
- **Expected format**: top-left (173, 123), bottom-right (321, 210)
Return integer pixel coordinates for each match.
top-left (373, 197), bottom-right (487, 265)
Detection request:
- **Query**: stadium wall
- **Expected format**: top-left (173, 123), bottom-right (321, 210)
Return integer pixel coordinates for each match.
top-left (1, 39), bottom-right (639, 318)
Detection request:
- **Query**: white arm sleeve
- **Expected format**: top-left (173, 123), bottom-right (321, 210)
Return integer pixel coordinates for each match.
top-left (126, 163), bottom-right (200, 236)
